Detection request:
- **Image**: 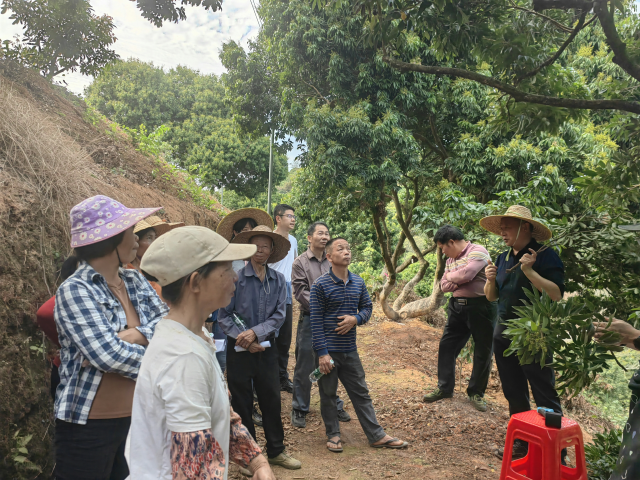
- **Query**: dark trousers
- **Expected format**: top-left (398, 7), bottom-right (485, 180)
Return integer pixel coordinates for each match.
top-left (493, 320), bottom-right (563, 416)
top-left (54, 417), bottom-right (130, 480)
top-left (316, 350), bottom-right (385, 444)
top-left (437, 297), bottom-right (497, 397)
top-left (226, 337), bottom-right (285, 458)
top-left (292, 313), bottom-right (344, 414)
top-left (276, 304), bottom-right (293, 382)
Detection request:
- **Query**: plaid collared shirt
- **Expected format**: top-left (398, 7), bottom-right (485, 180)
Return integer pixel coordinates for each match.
top-left (54, 261), bottom-right (168, 424)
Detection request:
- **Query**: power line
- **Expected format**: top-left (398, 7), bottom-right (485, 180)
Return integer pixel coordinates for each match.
top-left (249, 0), bottom-right (262, 28)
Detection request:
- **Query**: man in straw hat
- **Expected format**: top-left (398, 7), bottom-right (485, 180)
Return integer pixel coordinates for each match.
top-left (481, 205), bottom-right (565, 460)
top-left (218, 225), bottom-right (302, 471)
top-left (130, 216), bottom-right (185, 295)
top-left (216, 208), bottom-right (274, 425)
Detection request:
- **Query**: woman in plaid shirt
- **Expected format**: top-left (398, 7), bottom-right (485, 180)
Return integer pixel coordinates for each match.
top-left (53, 195), bottom-right (168, 480)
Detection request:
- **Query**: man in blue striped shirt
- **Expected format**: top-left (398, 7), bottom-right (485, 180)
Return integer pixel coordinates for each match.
top-left (310, 238), bottom-right (408, 453)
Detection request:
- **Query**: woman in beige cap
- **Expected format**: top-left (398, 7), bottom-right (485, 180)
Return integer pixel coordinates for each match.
top-left (129, 226), bottom-right (275, 480)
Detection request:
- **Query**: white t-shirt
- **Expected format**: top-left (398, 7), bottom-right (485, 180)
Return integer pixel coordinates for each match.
top-left (128, 319), bottom-right (230, 480)
top-left (269, 233), bottom-right (298, 281)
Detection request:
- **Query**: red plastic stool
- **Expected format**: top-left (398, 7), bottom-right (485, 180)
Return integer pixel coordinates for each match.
top-left (499, 410), bottom-right (587, 480)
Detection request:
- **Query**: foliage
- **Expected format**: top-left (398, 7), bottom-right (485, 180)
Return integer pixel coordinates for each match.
top-left (585, 428), bottom-right (623, 480)
top-left (85, 60), bottom-right (229, 131)
top-left (1, 0), bottom-right (117, 79)
top-left (133, 0), bottom-right (222, 27)
top-left (86, 59), bottom-right (284, 198)
top-left (583, 349), bottom-right (640, 427)
top-left (10, 430), bottom-right (41, 476)
top-left (502, 288), bottom-right (624, 397)
top-left (161, 115), bottom-right (288, 197)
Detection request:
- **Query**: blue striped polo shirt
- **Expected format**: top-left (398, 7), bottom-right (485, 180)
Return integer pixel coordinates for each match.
top-left (310, 268), bottom-right (373, 356)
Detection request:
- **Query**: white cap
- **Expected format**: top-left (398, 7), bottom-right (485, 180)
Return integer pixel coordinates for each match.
top-left (140, 226), bottom-right (256, 286)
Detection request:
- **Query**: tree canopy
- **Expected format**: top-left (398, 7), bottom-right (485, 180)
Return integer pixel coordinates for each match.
top-left (86, 59), bottom-right (286, 199)
top-left (1, 0), bottom-right (117, 79)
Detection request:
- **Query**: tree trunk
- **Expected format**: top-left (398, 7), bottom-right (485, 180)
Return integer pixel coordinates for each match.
top-left (396, 247), bottom-right (447, 322)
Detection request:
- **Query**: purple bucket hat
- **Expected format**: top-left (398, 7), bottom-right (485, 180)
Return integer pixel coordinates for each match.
top-left (70, 195), bottom-right (162, 248)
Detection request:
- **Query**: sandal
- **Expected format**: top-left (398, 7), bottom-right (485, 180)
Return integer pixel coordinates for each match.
top-left (327, 438), bottom-right (343, 453)
top-left (370, 438), bottom-right (409, 449)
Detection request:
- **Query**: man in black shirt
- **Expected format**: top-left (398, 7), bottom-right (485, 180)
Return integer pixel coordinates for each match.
top-left (482, 206), bottom-right (565, 460)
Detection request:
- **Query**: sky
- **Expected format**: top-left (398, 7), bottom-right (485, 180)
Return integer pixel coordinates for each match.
top-left (0, 0), bottom-right (261, 94)
top-left (0, 1), bottom-right (303, 164)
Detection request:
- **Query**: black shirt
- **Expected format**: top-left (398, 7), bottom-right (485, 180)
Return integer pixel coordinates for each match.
top-left (495, 239), bottom-right (565, 321)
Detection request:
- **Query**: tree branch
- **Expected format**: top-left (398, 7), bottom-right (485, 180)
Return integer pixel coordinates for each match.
top-left (392, 189), bottom-right (426, 264)
top-left (429, 115), bottom-right (448, 160)
top-left (396, 244), bottom-right (437, 273)
top-left (300, 77), bottom-right (331, 105)
top-left (516, 10), bottom-right (587, 84)
top-left (382, 56), bottom-right (640, 114)
top-left (594, 0), bottom-right (640, 84)
top-left (532, 0), bottom-right (595, 11)
top-left (508, 3), bottom-right (573, 33)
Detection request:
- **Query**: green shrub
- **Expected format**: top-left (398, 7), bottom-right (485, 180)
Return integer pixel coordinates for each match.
top-left (585, 428), bottom-right (622, 480)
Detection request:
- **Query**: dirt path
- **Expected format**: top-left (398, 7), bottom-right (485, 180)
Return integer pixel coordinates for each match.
top-left (230, 303), bottom-right (509, 480)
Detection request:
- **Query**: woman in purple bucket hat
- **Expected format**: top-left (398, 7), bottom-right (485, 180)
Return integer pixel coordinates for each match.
top-left (53, 194), bottom-right (169, 480)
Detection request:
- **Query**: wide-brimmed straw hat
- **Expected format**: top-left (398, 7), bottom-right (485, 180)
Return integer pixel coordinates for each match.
top-left (70, 195), bottom-right (161, 248)
top-left (480, 205), bottom-right (552, 242)
top-left (134, 216), bottom-right (185, 237)
top-left (231, 225), bottom-right (291, 263)
top-left (216, 208), bottom-right (274, 241)
top-left (141, 226), bottom-right (257, 286)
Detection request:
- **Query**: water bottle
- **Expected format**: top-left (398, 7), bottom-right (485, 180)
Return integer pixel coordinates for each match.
top-left (231, 312), bottom-right (247, 331)
top-left (309, 360), bottom-right (334, 383)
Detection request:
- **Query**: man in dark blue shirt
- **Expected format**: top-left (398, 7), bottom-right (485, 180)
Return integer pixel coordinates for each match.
top-left (311, 238), bottom-right (408, 453)
top-left (219, 225), bottom-right (301, 471)
top-left (481, 206), bottom-right (565, 460)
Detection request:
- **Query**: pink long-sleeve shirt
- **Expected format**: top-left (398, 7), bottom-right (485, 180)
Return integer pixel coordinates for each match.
top-left (440, 242), bottom-right (491, 298)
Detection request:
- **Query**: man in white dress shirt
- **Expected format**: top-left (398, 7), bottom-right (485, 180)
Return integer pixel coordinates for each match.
top-left (269, 203), bottom-right (298, 393)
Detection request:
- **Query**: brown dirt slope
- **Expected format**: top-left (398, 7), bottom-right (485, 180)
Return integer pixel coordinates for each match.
top-left (0, 60), bottom-right (225, 478)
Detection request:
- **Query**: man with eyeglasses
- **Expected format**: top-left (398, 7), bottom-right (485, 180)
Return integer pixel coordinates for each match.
top-left (269, 204), bottom-right (299, 393)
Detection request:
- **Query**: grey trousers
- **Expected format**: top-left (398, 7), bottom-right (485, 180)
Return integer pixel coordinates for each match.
top-left (292, 314), bottom-right (344, 414)
top-left (316, 350), bottom-right (385, 444)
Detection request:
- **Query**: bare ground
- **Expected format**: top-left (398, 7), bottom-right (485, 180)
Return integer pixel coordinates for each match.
top-left (230, 303), bottom-right (509, 480)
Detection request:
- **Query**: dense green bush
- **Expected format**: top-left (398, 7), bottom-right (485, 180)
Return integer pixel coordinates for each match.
top-left (585, 428), bottom-right (622, 480)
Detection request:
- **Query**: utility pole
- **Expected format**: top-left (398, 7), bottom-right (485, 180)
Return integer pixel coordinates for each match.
top-left (267, 129), bottom-right (274, 215)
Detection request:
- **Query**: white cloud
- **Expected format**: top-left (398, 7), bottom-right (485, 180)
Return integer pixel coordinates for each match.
top-left (0, 0), bottom-right (260, 94)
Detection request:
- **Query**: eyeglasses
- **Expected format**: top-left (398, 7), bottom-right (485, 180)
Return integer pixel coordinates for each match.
top-left (279, 214), bottom-right (296, 220)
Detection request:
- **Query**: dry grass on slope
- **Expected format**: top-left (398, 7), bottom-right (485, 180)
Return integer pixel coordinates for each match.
top-left (0, 62), bottom-right (224, 478)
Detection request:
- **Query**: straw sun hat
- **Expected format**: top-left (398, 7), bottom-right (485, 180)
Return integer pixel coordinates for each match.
top-left (216, 208), bottom-right (274, 242)
top-left (231, 225), bottom-right (291, 263)
top-left (134, 216), bottom-right (185, 237)
top-left (480, 205), bottom-right (552, 242)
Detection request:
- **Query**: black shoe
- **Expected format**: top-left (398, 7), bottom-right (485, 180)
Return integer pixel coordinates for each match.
top-left (496, 439), bottom-right (528, 460)
top-left (291, 409), bottom-right (306, 428)
top-left (281, 378), bottom-right (293, 393)
top-left (337, 409), bottom-right (351, 422)
top-left (252, 406), bottom-right (263, 427)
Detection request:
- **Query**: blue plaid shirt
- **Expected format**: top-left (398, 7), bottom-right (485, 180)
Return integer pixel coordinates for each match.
top-left (54, 261), bottom-right (168, 424)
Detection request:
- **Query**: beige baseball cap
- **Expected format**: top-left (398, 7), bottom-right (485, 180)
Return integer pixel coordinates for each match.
top-left (140, 225), bottom-right (257, 286)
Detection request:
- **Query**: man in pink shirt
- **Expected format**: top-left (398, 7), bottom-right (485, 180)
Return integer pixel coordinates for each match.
top-left (423, 225), bottom-right (497, 412)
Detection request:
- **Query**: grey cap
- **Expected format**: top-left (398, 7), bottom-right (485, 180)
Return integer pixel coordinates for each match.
top-left (140, 226), bottom-right (256, 286)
